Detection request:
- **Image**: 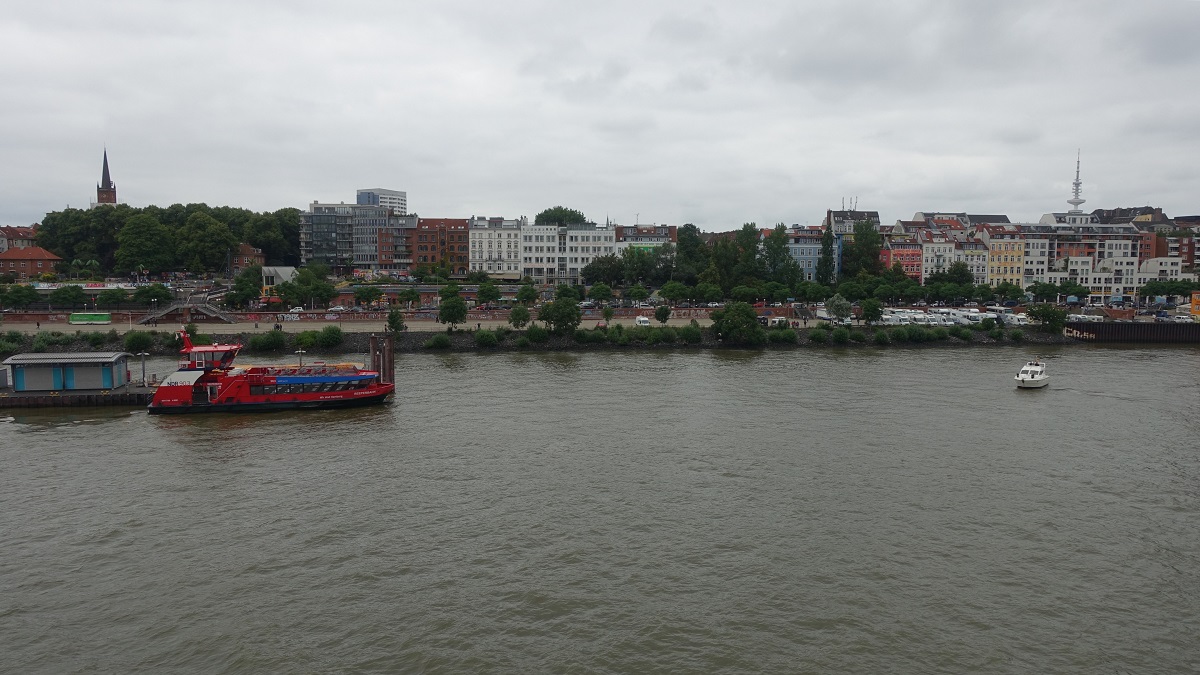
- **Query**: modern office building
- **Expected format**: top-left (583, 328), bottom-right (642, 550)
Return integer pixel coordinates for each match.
top-left (356, 188), bottom-right (407, 215)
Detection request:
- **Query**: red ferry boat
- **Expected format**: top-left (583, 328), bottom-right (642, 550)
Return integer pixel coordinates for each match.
top-left (148, 330), bottom-right (395, 414)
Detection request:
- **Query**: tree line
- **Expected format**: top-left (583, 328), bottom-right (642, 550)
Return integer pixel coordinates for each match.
top-left (35, 203), bottom-right (300, 277)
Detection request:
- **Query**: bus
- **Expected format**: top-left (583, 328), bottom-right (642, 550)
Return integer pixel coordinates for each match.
top-left (68, 312), bottom-right (112, 325)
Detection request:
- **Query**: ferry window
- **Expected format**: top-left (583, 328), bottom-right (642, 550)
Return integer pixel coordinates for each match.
top-left (250, 386), bottom-right (264, 396)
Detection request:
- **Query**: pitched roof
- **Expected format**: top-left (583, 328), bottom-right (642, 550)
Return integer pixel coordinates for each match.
top-left (0, 245), bottom-right (62, 261)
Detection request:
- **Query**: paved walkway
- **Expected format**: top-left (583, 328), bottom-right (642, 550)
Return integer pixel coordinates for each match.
top-left (1, 316), bottom-right (716, 334)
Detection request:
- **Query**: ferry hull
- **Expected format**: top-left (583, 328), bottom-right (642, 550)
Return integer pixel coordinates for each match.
top-left (147, 391), bottom-right (393, 414)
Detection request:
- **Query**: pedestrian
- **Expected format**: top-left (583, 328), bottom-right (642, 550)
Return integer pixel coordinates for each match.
top-left (36, 321), bottom-right (40, 330)
top-left (477, 323), bottom-right (481, 331)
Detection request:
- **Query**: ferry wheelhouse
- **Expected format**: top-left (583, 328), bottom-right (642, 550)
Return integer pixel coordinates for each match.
top-left (148, 330), bottom-right (394, 414)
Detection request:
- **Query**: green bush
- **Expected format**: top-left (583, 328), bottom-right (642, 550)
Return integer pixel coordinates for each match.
top-left (644, 329), bottom-right (663, 345)
top-left (949, 326), bottom-right (973, 341)
top-left (981, 318), bottom-right (996, 331)
top-left (424, 334), bottom-right (451, 350)
top-left (849, 330), bottom-right (867, 343)
top-left (124, 330), bottom-right (154, 353)
top-left (659, 327), bottom-right (678, 343)
top-left (831, 327), bottom-right (850, 344)
top-left (85, 332), bottom-right (109, 348)
top-left (316, 325), bottom-right (344, 348)
top-left (294, 330), bottom-right (321, 349)
top-left (494, 326), bottom-right (512, 340)
top-left (248, 330), bottom-right (287, 352)
top-left (573, 328), bottom-right (606, 344)
top-left (988, 328), bottom-right (1005, 341)
top-left (889, 327), bottom-right (909, 343)
top-left (31, 333), bottom-right (50, 352)
top-left (768, 328), bottom-right (797, 344)
top-left (515, 336), bottom-right (531, 349)
top-left (5, 330), bottom-right (23, 343)
top-left (475, 329), bottom-right (499, 348)
top-left (679, 324), bottom-right (703, 344)
top-left (874, 329), bottom-right (890, 345)
top-left (932, 327), bottom-right (949, 341)
top-left (0, 338), bottom-right (22, 355)
top-left (908, 327), bottom-right (929, 343)
top-left (808, 329), bottom-right (828, 344)
top-left (1008, 329), bottom-right (1024, 341)
top-left (526, 324), bottom-right (549, 343)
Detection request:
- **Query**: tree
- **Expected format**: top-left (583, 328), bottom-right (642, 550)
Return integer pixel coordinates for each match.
top-left (516, 284), bottom-right (538, 305)
top-left (534, 206), bottom-right (588, 226)
top-left (673, 224), bottom-right (708, 285)
top-left (842, 221), bottom-right (882, 279)
top-left (96, 288), bottom-right (129, 308)
top-left (730, 285), bottom-right (759, 303)
top-left (710, 301), bottom-right (766, 345)
top-left (588, 283), bottom-right (613, 304)
top-left (1026, 304), bottom-right (1067, 333)
top-left (555, 284), bottom-right (580, 302)
top-left (826, 293), bottom-right (852, 322)
top-left (621, 247), bottom-right (655, 285)
top-left (394, 288), bottom-right (420, 307)
top-left (602, 306), bottom-right (614, 324)
top-left (695, 282), bottom-right (723, 304)
top-left (439, 283), bottom-right (461, 301)
top-left (275, 268), bottom-right (337, 309)
top-left (816, 227), bottom-right (836, 286)
top-left (386, 308), bottom-right (406, 333)
top-left (732, 223), bottom-right (765, 284)
top-left (477, 282), bottom-right (501, 307)
top-left (1027, 282), bottom-right (1059, 302)
top-left (175, 211), bottom-right (237, 273)
top-left (115, 213), bottom-right (175, 274)
top-left (354, 286), bottom-right (383, 306)
top-left (4, 284), bottom-right (39, 308)
top-left (509, 305), bottom-right (531, 329)
top-left (860, 298), bottom-right (884, 324)
top-left (225, 265), bottom-right (262, 309)
top-left (438, 296), bottom-right (468, 328)
top-left (466, 270), bottom-right (491, 284)
top-left (133, 283), bottom-right (173, 306)
top-left (48, 285), bottom-right (87, 309)
top-left (581, 254), bottom-right (624, 286)
top-left (926, 261), bottom-right (974, 286)
top-left (627, 284), bottom-right (649, 302)
top-left (654, 304), bottom-right (671, 325)
top-left (659, 281), bottom-right (689, 305)
top-left (538, 298), bottom-right (581, 334)
top-left (763, 224), bottom-right (801, 287)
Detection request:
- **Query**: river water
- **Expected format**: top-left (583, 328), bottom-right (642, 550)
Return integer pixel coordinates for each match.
top-left (2, 345), bottom-right (1198, 674)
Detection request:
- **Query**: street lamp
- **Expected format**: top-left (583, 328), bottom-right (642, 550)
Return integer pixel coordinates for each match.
top-left (136, 352), bottom-right (149, 387)
top-left (295, 349), bottom-right (306, 367)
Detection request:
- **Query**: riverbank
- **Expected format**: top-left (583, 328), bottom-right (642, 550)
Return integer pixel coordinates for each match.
top-left (0, 323), bottom-right (1074, 358)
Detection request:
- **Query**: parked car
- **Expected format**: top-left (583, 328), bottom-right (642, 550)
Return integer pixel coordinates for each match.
top-left (634, 316), bottom-right (651, 326)
top-left (328, 306), bottom-right (347, 312)
top-left (289, 307), bottom-right (305, 313)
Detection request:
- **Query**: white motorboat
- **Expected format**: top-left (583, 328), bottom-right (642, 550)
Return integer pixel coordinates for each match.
top-left (1015, 359), bottom-right (1049, 389)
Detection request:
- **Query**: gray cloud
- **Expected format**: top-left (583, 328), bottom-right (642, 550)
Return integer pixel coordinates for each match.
top-left (2, 0), bottom-right (1199, 231)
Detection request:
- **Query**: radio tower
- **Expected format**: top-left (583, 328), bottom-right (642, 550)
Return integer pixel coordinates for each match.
top-left (1066, 150), bottom-right (1085, 214)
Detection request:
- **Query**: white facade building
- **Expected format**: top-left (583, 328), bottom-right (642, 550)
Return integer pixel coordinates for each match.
top-left (521, 222), bottom-right (615, 285)
top-left (469, 216), bottom-right (526, 281)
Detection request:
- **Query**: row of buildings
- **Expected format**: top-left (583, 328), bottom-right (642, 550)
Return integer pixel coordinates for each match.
top-left (299, 197), bottom-right (677, 286)
top-left (298, 168), bottom-right (1196, 301)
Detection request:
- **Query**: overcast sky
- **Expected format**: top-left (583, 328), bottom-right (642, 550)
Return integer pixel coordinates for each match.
top-left (3, 0), bottom-right (1198, 231)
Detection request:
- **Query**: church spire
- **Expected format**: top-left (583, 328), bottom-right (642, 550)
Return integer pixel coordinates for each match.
top-left (1066, 150), bottom-right (1085, 213)
top-left (96, 148), bottom-right (116, 205)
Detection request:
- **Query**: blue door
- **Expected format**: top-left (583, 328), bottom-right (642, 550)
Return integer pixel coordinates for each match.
top-left (102, 368), bottom-right (113, 388)
top-left (64, 367), bottom-right (75, 390)
top-left (52, 368), bottom-right (63, 390)
top-left (13, 367), bottom-right (24, 392)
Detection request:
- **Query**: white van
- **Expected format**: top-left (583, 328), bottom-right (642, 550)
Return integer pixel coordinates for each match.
top-left (634, 316), bottom-right (651, 327)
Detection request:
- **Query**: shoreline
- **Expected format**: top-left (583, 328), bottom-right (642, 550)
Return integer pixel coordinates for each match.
top-left (1, 322), bottom-right (1075, 358)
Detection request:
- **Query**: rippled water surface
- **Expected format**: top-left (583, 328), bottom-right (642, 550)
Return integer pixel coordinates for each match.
top-left (3, 346), bottom-right (1199, 673)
